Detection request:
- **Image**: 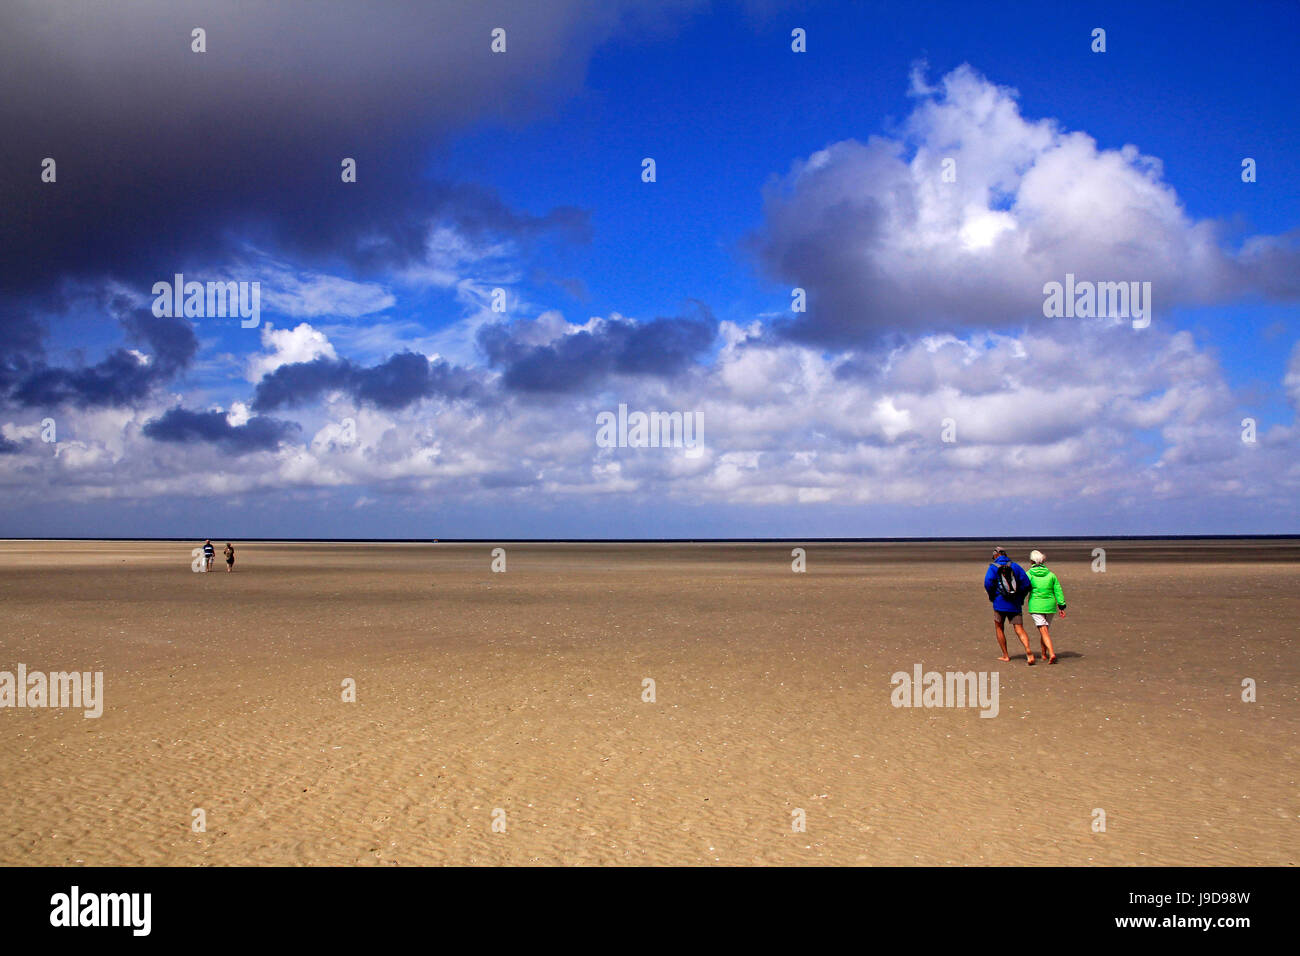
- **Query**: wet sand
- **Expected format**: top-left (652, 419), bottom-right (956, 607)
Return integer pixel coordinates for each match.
top-left (0, 539), bottom-right (1295, 865)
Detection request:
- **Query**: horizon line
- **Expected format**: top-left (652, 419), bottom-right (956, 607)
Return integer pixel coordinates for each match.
top-left (3, 534), bottom-right (1298, 544)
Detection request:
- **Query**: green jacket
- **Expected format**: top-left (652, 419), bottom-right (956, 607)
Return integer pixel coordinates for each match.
top-left (1025, 565), bottom-right (1066, 613)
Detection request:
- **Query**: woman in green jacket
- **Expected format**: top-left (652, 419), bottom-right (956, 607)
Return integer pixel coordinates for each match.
top-left (1025, 549), bottom-right (1066, 664)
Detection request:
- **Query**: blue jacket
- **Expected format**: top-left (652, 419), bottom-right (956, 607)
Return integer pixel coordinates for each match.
top-left (984, 556), bottom-right (1030, 612)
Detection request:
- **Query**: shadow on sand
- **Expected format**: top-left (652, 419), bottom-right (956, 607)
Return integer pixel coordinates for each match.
top-left (998, 650), bottom-right (1084, 664)
top-left (1044, 650), bottom-right (1083, 663)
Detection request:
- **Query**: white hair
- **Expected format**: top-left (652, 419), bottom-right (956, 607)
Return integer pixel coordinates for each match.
top-left (1029, 549), bottom-right (1046, 565)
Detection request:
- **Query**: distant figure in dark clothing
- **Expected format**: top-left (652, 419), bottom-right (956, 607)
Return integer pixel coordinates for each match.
top-left (202, 539), bottom-right (215, 573)
top-left (224, 542), bottom-right (235, 572)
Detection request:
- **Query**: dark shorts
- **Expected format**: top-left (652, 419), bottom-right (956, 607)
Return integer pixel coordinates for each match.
top-left (993, 609), bottom-right (1023, 626)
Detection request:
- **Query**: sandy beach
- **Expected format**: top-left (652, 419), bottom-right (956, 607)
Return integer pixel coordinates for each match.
top-left (0, 539), bottom-right (1295, 866)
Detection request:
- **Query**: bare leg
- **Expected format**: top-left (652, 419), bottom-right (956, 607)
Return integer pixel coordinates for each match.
top-left (1013, 621), bottom-right (1034, 664)
top-left (1038, 625), bottom-right (1056, 662)
top-left (994, 620), bottom-right (1010, 661)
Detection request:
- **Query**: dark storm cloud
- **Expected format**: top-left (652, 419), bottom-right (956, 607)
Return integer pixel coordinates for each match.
top-left (14, 351), bottom-right (165, 410)
top-left (0, 309), bottom-right (45, 394)
top-left (0, 437), bottom-right (19, 455)
top-left (250, 358), bottom-right (353, 412)
top-left (353, 352), bottom-right (478, 409)
top-left (251, 352), bottom-right (484, 411)
top-left (0, 0), bottom-right (685, 295)
top-left (118, 309), bottom-right (200, 377)
top-left (478, 309), bottom-right (717, 393)
top-left (6, 307), bottom-right (198, 409)
top-left (142, 407), bottom-right (299, 454)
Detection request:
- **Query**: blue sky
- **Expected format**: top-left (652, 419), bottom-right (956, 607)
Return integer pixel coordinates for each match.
top-left (2, 0), bottom-right (1298, 538)
top-left (441, 0), bottom-right (1298, 380)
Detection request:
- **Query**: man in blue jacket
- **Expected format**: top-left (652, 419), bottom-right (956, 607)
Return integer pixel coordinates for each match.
top-left (984, 546), bottom-right (1035, 664)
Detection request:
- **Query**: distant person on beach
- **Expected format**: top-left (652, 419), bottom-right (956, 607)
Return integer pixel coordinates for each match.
top-left (224, 542), bottom-right (235, 572)
top-left (1025, 549), bottom-right (1066, 664)
top-left (984, 546), bottom-right (1035, 664)
top-left (202, 539), bottom-right (215, 572)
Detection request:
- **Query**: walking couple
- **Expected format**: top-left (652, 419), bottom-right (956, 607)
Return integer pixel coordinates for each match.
top-left (984, 546), bottom-right (1066, 665)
